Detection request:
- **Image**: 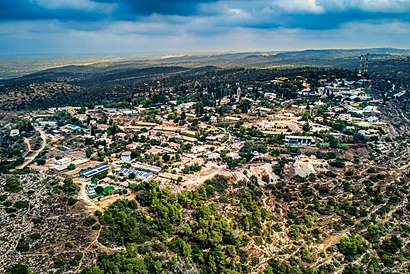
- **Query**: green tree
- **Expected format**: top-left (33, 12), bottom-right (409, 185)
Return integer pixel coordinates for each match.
top-left (36, 158), bottom-right (46, 165)
top-left (302, 111), bottom-right (311, 121)
top-left (16, 241), bottom-right (29, 252)
top-left (302, 122), bottom-right (310, 132)
top-left (181, 111), bottom-right (186, 120)
top-left (95, 186), bottom-right (104, 195)
top-left (342, 264), bottom-right (363, 274)
top-left (81, 266), bottom-right (105, 274)
top-left (85, 148), bottom-right (93, 158)
top-left (6, 264), bottom-right (33, 274)
top-left (300, 244), bottom-right (313, 262)
top-left (329, 135), bottom-right (339, 148)
top-left (162, 153), bottom-right (171, 162)
top-left (338, 234), bottom-right (365, 261)
top-left (239, 142), bottom-right (255, 162)
top-left (238, 99), bottom-right (251, 113)
top-left (365, 224), bottom-right (381, 243)
top-left (62, 177), bottom-right (79, 194)
top-left (168, 238), bottom-right (192, 257)
top-left (367, 257), bottom-right (380, 274)
top-left (380, 235), bottom-right (402, 254)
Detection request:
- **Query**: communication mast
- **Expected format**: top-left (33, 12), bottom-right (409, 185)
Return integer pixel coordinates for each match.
top-left (363, 53), bottom-right (369, 77)
top-left (357, 55), bottom-right (364, 76)
top-left (357, 53), bottom-right (369, 78)
top-left (236, 86), bottom-right (241, 101)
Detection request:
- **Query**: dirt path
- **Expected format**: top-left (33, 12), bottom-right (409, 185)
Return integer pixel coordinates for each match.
top-left (74, 222), bottom-right (102, 274)
top-left (181, 164), bottom-right (232, 190)
top-left (311, 192), bottom-right (407, 270)
top-left (72, 181), bottom-right (128, 272)
top-left (94, 192), bottom-right (136, 209)
top-left (16, 127), bottom-right (47, 169)
top-left (23, 137), bottom-right (32, 155)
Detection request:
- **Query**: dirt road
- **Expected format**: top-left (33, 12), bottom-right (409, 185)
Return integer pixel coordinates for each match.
top-left (23, 137), bottom-right (32, 155)
top-left (16, 127), bottom-right (47, 169)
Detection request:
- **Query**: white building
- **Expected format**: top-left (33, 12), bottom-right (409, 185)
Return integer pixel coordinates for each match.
top-left (366, 116), bottom-right (379, 123)
top-left (39, 121), bottom-right (58, 126)
top-left (284, 136), bottom-right (314, 146)
top-left (10, 129), bottom-right (20, 137)
top-left (121, 151), bottom-right (132, 162)
top-left (55, 157), bottom-right (71, 165)
top-left (264, 92), bottom-right (276, 100)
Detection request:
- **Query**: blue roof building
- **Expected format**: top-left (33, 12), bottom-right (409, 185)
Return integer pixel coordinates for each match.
top-left (132, 162), bottom-right (162, 173)
top-left (116, 168), bottom-right (153, 180)
top-left (80, 164), bottom-right (110, 178)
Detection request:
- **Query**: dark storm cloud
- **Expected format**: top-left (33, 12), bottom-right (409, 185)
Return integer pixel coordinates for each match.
top-left (0, 0), bottom-right (218, 22)
top-left (0, 0), bottom-right (410, 54)
top-left (0, 0), bottom-right (109, 21)
top-left (1, 0), bottom-right (410, 30)
top-left (94, 0), bottom-right (218, 17)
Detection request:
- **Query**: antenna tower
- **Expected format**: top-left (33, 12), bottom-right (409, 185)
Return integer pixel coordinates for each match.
top-left (357, 55), bottom-right (363, 76)
top-left (363, 53), bottom-right (369, 77)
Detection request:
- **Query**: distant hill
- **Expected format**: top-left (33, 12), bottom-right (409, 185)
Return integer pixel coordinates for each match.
top-left (1, 48), bottom-right (409, 84)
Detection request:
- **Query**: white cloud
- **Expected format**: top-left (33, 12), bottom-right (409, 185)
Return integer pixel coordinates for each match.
top-left (274, 0), bottom-right (325, 14)
top-left (1, 1), bottom-right (410, 54)
top-left (203, 0), bottom-right (410, 16)
top-left (1, 17), bottom-right (409, 55)
top-left (318, 0), bottom-right (410, 13)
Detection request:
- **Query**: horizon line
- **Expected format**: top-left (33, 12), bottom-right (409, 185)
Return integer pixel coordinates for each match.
top-left (0, 47), bottom-right (409, 58)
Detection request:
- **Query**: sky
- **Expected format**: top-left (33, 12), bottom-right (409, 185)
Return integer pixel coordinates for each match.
top-left (0, 0), bottom-right (410, 55)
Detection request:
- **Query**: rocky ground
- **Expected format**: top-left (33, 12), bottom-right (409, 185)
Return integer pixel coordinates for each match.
top-left (0, 174), bottom-right (101, 273)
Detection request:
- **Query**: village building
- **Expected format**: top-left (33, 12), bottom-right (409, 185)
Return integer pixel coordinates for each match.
top-left (55, 157), bottom-right (71, 165)
top-left (284, 136), bottom-right (315, 146)
top-left (120, 151), bottom-right (132, 162)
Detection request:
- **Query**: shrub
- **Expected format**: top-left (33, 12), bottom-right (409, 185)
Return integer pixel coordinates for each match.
top-left (380, 235), bottom-right (402, 254)
top-left (6, 264), bottom-right (33, 274)
top-left (29, 233), bottom-right (41, 241)
top-left (83, 217), bottom-right (97, 227)
top-left (14, 200), bottom-right (29, 209)
top-left (0, 194), bottom-right (7, 202)
top-left (204, 175), bottom-right (228, 194)
top-left (62, 177), bottom-right (79, 194)
top-left (36, 158), bottom-right (46, 165)
top-left (15, 241), bottom-right (29, 252)
top-left (4, 176), bottom-right (22, 193)
top-left (67, 197), bottom-right (78, 206)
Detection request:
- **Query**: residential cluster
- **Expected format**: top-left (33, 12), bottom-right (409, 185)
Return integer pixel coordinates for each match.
top-left (15, 74), bottom-right (388, 204)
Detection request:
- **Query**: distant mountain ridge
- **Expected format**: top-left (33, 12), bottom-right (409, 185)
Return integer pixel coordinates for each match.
top-left (1, 48), bottom-right (409, 83)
